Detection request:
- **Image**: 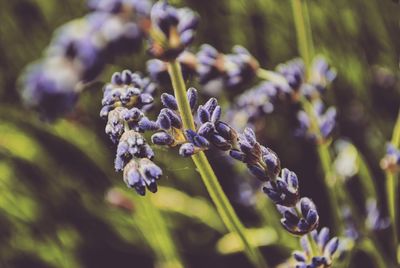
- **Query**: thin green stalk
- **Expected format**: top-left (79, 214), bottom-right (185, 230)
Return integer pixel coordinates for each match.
top-left (291, 1), bottom-right (345, 233)
top-left (291, 0), bottom-right (314, 74)
top-left (300, 98), bottom-right (343, 233)
top-left (315, 143), bottom-right (343, 233)
top-left (168, 60), bottom-right (268, 268)
top-left (256, 69), bottom-right (288, 86)
top-left (138, 196), bottom-right (184, 268)
top-left (360, 239), bottom-right (387, 268)
top-left (356, 150), bottom-right (377, 199)
top-left (386, 109), bottom-right (400, 263)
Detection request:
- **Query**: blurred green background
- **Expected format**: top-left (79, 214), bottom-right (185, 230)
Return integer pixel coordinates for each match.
top-left (0, 0), bottom-right (400, 267)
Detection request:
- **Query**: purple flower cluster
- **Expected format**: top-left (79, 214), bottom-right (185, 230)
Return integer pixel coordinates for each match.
top-left (296, 100), bottom-right (337, 144)
top-left (148, 1), bottom-right (199, 60)
top-left (147, 44), bottom-right (260, 91)
top-left (146, 84), bottom-right (321, 236)
top-left (20, 0), bottom-right (152, 120)
top-left (229, 127), bottom-right (322, 235)
top-left (365, 199), bottom-right (390, 231)
top-left (101, 70), bottom-right (162, 196)
top-left (225, 81), bottom-right (281, 130)
top-left (224, 57), bottom-right (337, 140)
top-left (293, 227), bottom-right (339, 268)
top-left (149, 88), bottom-right (237, 157)
top-left (197, 44), bottom-right (259, 90)
top-left (276, 57), bottom-right (336, 100)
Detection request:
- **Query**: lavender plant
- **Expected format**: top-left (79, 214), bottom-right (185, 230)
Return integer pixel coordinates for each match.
top-left (17, 0), bottom-right (399, 267)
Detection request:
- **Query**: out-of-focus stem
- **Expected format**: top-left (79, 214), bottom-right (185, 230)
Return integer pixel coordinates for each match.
top-left (168, 60), bottom-right (268, 268)
top-left (386, 109), bottom-right (400, 263)
top-left (360, 239), bottom-right (387, 268)
top-left (300, 98), bottom-right (343, 233)
top-left (137, 196), bottom-right (184, 268)
top-left (291, 0), bottom-right (314, 74)
top-left (291, 1), bottom-right (344, 233)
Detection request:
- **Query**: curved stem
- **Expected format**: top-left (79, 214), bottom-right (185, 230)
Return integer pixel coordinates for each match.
top-left (291, 0), bottom-right (314, 74)
top-left (386, 109), bottom-right (400, 263)
top-left (315, 143), bottom-right (343, 233)
top-left (300, 98), bottom-right (343, 233)
top-left (360, 238), bottom-right (387, 268)
top-left (137, 196), bottom-right (184, 268)
top-left (168, 60), bottom-right (268, 268)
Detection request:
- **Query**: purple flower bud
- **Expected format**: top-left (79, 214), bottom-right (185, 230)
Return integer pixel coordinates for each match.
top-left (324, 237), bottom-right (339, 256)
top-left (197, 105), bottom-right (211, 124)
top-left (248, 164), bottom-right (268, 181)
top-left (179, 143), bottom-right (196, 157)
top-left (211, 105), bottom-right (221, 123)
top-left (164, 108), bottom-right (183, 129)
top-left (161, 93), bottom-right (178, 110)
top-left (151, 132), bottom-right (174, 146)
top-left (157, 112), bottom-right (172, 130)
top-left (203, 97), bottom-right (218, 115)
top-left (209, 134), bottom-right (231, 151)
top-left (197, 122), bottom-right (215, 137)
top-left (112, 72), bottom-right (123, 85)
top-left (193, 135), bottom-right (209, 148)
top-left (229, 148), bottom-right (245, 160)
top-left (139, 117), bottom-right (160, 131)
top-left (187, 87), bottom-right (198, 110)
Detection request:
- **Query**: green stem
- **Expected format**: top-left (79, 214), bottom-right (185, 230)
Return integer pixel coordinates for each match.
top-left (315, 144), bottom-right (343, 233)
top-left (168, 61), bottom-right (196, 130)
top-left (360, 239), bottom-right (387, 268)
top-left (291, 0), bottom-right (314, 74)
top-left (256, 69), bottom-right (288, 86)
top-left (386, 109), bottom-right (400, 263)
top-left (138, 196), bottom-right (184, 268)
top-left (356, 150), bottom-right (378, 199)
top-left (168, 60), bottom-right (268, 268)
top-left (300, 98), bottom-right (343, 233)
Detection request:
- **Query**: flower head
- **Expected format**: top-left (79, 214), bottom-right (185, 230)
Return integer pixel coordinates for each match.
top-left (100, 70), bottom-right (156, 118)
top-left (19, 59), bottom-right (80, 121)
top-left (196, 44), bottom-right (259, 90)
top-left (123, 158), bottom-right (162, 195)
top-left (293, 227), bottom-right (339, 268)
top-left (101, 70), bottom-right (162, 196)
top-left (295, 101), bottom-right (336, 144)
top-left (277, 197), bottom-right (319, 235)
top-left (148, 1), bottom-right (199, 60)
top-left (263, 168), bottom-right (300, 207)
top-left (229, 127), bottom-right (281, 181)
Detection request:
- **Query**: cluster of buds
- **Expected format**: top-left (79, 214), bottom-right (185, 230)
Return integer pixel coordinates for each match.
top-left (197, 44), bottom-right (260, 90)
top-left (101, 70), bottom-right (162, 196)
top-left (20, 0), bottom-right (152, 120)
top-left (148, 1), bottom-right (199, 60)
top-left (150, 88), bottom-right (237, 157)
top-left (147, 84), bottom-right (321, 237)
top-left (365, 198), bottom-right (390, 231)
top-left (293, 227), bottom-right (339, 268)
top-left (295, 100), bottom-right (337, 144)
top-left (225, 81), bottom-right (277, 130)
top-left (229, 128), bottom-right (320, 235)
top-left (223, 56), bottom-right (337, 141)
top-left (276, 57), bottom-right (336, 101)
